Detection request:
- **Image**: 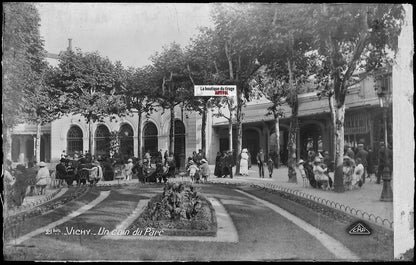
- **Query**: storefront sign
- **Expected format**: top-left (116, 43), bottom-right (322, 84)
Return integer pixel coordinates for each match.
top-left (194, 85), bottom-right (236, 97)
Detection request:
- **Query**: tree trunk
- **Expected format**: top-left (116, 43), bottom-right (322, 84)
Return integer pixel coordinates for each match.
top-left (333, 104), bottom-right (346, 192)
top-left (169, 105), bottom-right (175, 154)
top-left (3, 124), bottom-right (12, 162)
top-left (228, 117), bottom-right (233, 152)
top-left (201, 103), bottom-right (207, 158)
top-left (88, 118), bottom-right (93, 154)
top-left (36, 122), bottom-right (41, 163)
top-left (274, 114), bottom-right (280, 168)
top-left (235, 91), bottom-right (243, 175)
top-left (287, 115), bottom-right (298, 183)
top-left (328, 94), bottom-right (337, 167)
top-left (287, 56), bottom-right (298, 183)
top-left (137, 111), bottom-right (142, 159)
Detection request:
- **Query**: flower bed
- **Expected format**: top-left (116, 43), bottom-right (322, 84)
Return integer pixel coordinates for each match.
top-left (4, 186), bottom-right (89, 228)
top-left (128, 183), bottom-right (217, 237)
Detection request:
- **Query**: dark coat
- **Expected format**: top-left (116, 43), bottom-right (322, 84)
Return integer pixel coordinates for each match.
top-left (214, 154), bottom-right (222, 177)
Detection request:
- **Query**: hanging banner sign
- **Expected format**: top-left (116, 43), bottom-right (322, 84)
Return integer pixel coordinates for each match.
top-left (194, 85), bottom-right (236, 97)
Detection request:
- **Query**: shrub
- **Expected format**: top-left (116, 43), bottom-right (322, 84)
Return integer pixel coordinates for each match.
top-left (147, 182), bottom-right (203, 222)
top-left (6, 167), bottom-right (37, 208)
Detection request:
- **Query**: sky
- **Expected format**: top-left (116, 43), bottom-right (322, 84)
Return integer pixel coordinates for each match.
top-left (36, 3), bottom-right (213, 68)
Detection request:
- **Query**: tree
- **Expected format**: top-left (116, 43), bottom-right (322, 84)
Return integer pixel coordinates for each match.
top-left (311, 4), bottom-right (404, 192)
top-left (24, 65), bottom-right (66, 163)
top-left (252, 68), bottom-right (288, 169)
top-left (55, 49), bottom-right (127, 154)
top-left (2, 3), bottom-right (46, 161)
top-left (125, 65), bottom-right (157, 159)
top-left (150, 43), bottom-right (189, 154)
top-left (183, 27), bottom-right (224, 158)
top-left (252, 4), bottom-right (315, 182)
top-left (210, 3), bottom-right (262, 174)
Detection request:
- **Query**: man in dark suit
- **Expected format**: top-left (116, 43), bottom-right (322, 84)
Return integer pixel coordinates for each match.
top-left (257, 148), bottom-right (265, 178)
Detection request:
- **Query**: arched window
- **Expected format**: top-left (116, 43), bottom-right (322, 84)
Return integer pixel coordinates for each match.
top-left (67, 126), bottom-right (83, 156)
top-left (174, 120), bottom-right (186, 169)
top-left (119, 124), bottom-right (134, 158)
top-left (143, 122), bottom-right (158, 158)
top-left (95, 125), bottom-right (110, 156)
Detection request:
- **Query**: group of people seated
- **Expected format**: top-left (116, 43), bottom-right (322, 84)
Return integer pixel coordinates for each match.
top-left (298, 148), bottom-right (366, 191)
top-left (55, 157), bottom-right (103, 187)
top-left (298, 155), bottom-right (333, 190)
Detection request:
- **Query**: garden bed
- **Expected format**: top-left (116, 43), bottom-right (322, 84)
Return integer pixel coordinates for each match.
top-left (128, 183), bottom-right (217, 237)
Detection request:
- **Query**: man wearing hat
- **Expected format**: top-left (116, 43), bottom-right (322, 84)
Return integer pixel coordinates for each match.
top-left (55, 158), bottom-right (67, 187)
top-left (199, 159), bottom-right (210, 183)
top-left (377, 141), bottom-right (392, 184)
top-left (355, 143), bottom-right (368, 184)
top-left (36, 162), bottom-right (50, 195)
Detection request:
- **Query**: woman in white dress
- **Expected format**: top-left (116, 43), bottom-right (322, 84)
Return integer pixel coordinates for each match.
top-left (240, 148), bottom-right (249, 176)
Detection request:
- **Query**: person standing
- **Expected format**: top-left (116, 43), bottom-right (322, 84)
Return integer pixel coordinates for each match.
top-left (239, 148), bottom-right (249, 176)
top-left (352, 158), bottom-right (364, 188)
top-left (267, 153), bottom-right (274, 178)
top-left (355, 144), bottom-right (368, 183)
top-left (166, 153), bottom-right (176, 179)
top-left (367, 146), bottom-right (375, 181)
top-left (214, 151), bottom-right (222, 177)
top-left (256, 149), bottom-right (265, 178)
top-left (223, 151), bottom-right (234, 179)
top-left (377, 141), bottom-right (392, 184)
top-left (199, 159), bottom-right (210, 183)
top-left (247, 149), bottom-right (252, 169)
top-left (124, 158), bottom-right (134, 181)
top-left (164, 150), bottom-right (169, 166)
top-left (36, 162), bottom-right (50, 195)
top-left (55, 158), bottom-right (67, 187)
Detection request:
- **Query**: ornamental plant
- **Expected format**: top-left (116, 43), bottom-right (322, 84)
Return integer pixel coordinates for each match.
top-left (147, 182), bottom-right (202, 221)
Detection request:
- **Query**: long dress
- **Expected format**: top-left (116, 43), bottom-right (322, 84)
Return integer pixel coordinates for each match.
top-left (240, 153), bottom-right (249, 175)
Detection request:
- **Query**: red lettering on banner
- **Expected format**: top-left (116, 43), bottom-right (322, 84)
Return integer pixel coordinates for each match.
top-left (215, 91), bottom-right (228, 95)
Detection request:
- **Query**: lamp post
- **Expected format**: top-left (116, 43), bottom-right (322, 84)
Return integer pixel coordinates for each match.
top-left (377, 89), bottom-right (393, 202)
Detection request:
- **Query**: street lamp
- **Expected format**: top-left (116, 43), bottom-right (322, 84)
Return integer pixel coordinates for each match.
top-left (376, 77), bottom-right (393, 202)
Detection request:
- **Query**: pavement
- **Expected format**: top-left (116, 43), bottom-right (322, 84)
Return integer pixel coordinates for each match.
top-left (205, 164), bottom-right (393, 226)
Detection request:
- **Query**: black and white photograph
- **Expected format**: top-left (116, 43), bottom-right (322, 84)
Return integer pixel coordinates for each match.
top-left (2, 2), bottom-right (414, 261)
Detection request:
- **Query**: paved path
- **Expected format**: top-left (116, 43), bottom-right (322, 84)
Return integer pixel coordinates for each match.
top-left (206, 164), bottom-right (393, 224)
top-left (5, 184), bottom-right (361, 261)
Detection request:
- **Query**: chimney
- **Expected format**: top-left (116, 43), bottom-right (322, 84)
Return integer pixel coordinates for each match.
top-left (68, 38), bottom-right (72, 51)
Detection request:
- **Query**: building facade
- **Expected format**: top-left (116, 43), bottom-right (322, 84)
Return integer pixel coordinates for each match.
top-left (9, 68), bottom-right (391, 168)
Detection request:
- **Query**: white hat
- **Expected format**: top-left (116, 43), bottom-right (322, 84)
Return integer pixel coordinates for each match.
top-left (201, 159), bottom-right (207, 163)
top-left (298, 159), bottom-right (305, 164)
top-left (39, 161), bottom-right (46, 167)
top-left (242, 148), bottom-right (248, 153)
top-left (128, 158), bottom-right (133, 162)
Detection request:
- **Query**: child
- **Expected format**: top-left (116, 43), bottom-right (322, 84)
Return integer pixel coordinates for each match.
top-left (352, 158), bottom-right (364, 189)
top-left (298, 159), bottom-right (308, 187)
top-left (187, 160), bottom-right (199, 183)
top-left (267, 155), bottom-right (274, 178)
top-left (199, 159), bottom-right (211, 183)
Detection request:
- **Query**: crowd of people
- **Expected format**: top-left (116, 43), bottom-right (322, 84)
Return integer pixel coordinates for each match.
top-left (4, 140), bottom-right (392, 207)
top-left (297, 141), bottom-right (392, 191)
